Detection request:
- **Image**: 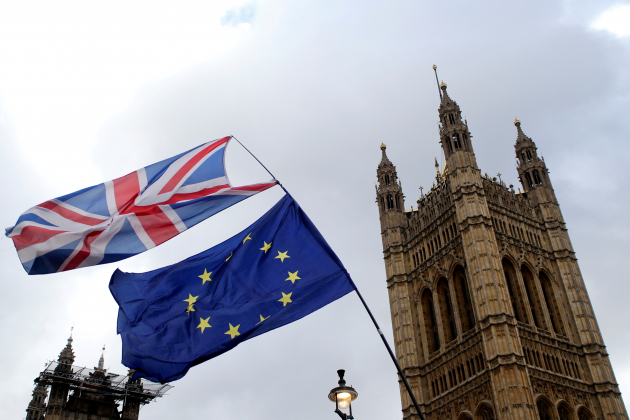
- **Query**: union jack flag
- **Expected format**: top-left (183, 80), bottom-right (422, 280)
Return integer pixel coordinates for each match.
top-left (5, 136), bottom-right (276, 275)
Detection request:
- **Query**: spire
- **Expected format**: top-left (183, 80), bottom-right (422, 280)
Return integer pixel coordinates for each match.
top-left (97, 345), bottom-right (105, 370)
top-left (514, 117), bottom-right (533, 144)
top-left (378, 142), bottom-right (392, 168)
top-left (55, 328), bottom-right (75, 373)
top-left (437, 81), bottom-right (476, 165)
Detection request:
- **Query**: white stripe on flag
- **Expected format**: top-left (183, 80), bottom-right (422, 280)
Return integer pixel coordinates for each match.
top-left (159, 205), bottom-right (187, 233)
top-left (105, 180), bottom-right (118, 216)
top-left (126, 214), bottom-right (156, 250)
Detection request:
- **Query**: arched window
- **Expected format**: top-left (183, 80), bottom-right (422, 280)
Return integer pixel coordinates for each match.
top-left (539, 272), bottom-right (566, 335)
top-left (449, 113), bottom-right (455, 124)
top-left (453, 266), bottom-right (475, 332)
top-left (558, 404), bottom-right (573, 420)
top-left (502, 259), bottom-right (527, 324)
top-left (533, 170), bottom-right (543, 185)
top-left (387, 195), bottom-right (394, 209)
top-left (478, 406), bottom-right (496, 420)
top-left (537, 399), bottom-right (554, 420)
top-left (525, 172), bottom-right (534, 188)
top-left (522, 152), bottom-right (527, 162)
top-left (578, 408), bottom-right (594, 420)
top-left (395, 195), bottom-right (400, 209)
top-left (421, 289), bottom-right (440, 354)
top-left (526, 150), bottom-right (533, 160)
top-left (446, 137), bottom-right (453, 153)
top-left (385, 174), bottom-right (391, 185)
top-left (521, 266), bottom-right (547, 330)
top-left (436, 278), bottom-right (457, 343)
top-left (453, 133), bottom-right (462, 149)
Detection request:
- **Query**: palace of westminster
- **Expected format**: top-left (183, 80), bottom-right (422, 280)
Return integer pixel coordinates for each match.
top-left (376, 82), bottom-right (627, 420)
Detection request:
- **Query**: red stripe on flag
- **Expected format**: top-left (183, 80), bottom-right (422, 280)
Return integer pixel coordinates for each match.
top-left (158, 137), bottom-right (230, 195)
top-left (12, 225), bottom-right (66, 251)
top-left (230, 183), bottom-right (277, 192)
top-left (38, 201), bottom-right (105, 226)
top-left (135, 206), bottom-right (181, 246)
top-left (159, 184), bottom-right (232, 205)
top-left (62, 230), bottom-right (104, 271)
top-left (113, 172), bottom-right (141, 213)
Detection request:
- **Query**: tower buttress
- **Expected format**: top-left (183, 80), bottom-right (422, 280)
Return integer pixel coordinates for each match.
top-left (438, 82), bottom-right (477, 171)
top-left (26, 383), bottom-right (48, 420)
top-left (514, 118), bottom-right (557, 205)
top-left (46, 332), bottom-right (75, 418)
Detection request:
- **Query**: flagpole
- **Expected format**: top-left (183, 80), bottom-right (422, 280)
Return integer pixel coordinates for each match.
top-left (230, 135), bottom-right (288, 194)
top-left (231, 135), bottom-right (423, 416)
top-left (353, 288), bottom-right (427, 420)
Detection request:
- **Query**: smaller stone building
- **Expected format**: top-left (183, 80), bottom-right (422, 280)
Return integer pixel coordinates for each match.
top-left (26, 334), bottom-right (171, 419)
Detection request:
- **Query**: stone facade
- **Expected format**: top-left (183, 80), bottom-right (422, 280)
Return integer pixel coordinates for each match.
top-left (375, 82), bottom-right (628, 420)
top-left (26, 335), bottom-right (146, 420)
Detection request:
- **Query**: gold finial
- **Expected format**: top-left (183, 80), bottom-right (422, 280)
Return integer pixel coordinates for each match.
top-left (440, 80), bottom-right (447, 88)
top-left (380, 141), bottom-right (386, 150)
top-left (514, 117), bottom-right (521, 125)
top-left (432, 64), bottom-right (437, 70)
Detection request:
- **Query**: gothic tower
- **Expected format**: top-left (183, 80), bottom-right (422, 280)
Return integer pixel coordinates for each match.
top-left (375, 82), bottom-right (627, 420)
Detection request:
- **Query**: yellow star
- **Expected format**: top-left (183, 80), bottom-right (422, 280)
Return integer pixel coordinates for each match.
top-left (199, 269), bottom-right (212, 284)
top-left (225, 252), bottom-right (233, 262)
top-left (186, 305), bottom-right (195, 316)
top-left (286, 271), bottom-right (301, 284)
top-left (184, 294), bottom-right (199, 306)
top-left (256, 314), bottom-right (270, 325)
top-left (224, 323), bottom-right (241, 339)
top-left (275, 250), bottom-right (290, 262)
top-left (197, 316), bottom-right (211, 333)
top-left (243, 233), bottom-right (252, 244)
top-left (278, 292), bottom-right (293, 307)
top-left (260, 241), bottom-right (272, 253)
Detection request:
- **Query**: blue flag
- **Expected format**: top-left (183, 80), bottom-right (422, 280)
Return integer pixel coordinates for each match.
top-left (109, 194), bottom-right (357, 383)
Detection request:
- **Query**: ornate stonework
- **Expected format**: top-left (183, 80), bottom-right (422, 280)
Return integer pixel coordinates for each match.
top-left (375, 83), bottom-right (628, 420)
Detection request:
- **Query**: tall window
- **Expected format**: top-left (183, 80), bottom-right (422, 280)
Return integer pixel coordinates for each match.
top-left (437, 278), bottom-right (457, 342)
top-left (539, 272), bottom-right (565, 335)
top-left (453, 133), bottom-right (462, 149)
top-left (525, 173), bottom-right (534, 188)
top-left (533, 170), bottom-right (543, 185)
top-left (521, 266), bottom-right (547, 330)
top-left (385, 174), bottom-right (391, 185)
top-left (479, 406), bottom-right (496, 420)
top-left (449, 113), bottom-right (455, 124)
top-left (558, 405), bottom-right (573, 420)
top-left (421, 289), bottom-right (440, 353)
top-left (537, 400), bottom-right (554, 420)
top-left (453, 266), bottom-right (474, 332)
top-left (387, 195), bottom-right (394, 209)
top-left (526, 150), bottom-right (533, 160)
top-left (502, 259), bottom-right (527, 324)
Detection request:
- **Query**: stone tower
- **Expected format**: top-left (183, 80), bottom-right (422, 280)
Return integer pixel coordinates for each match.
top-left (26, 334), bottom-right (171, 419)
top-left (375, 82), bottom-right (627, 420)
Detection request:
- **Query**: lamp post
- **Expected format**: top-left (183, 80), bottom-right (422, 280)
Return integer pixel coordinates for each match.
top-left (328, 370), bottom-right (358, 420)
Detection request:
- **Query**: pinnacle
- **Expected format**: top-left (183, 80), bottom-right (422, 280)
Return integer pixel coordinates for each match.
top-left (378, 141), bottom-right (392, 168)
top-left (514, 118), bottom-right (533, 144)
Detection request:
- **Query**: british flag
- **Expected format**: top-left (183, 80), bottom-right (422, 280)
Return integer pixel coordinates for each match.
top-left (5, 136), bottom-right (276, 275)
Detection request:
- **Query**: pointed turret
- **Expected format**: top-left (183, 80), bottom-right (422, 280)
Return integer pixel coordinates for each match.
top-left (56, 331), bottom-right (75, 370)
top-left (97, 345), bottom-right (105, 371)
top-left (514, 119), bottom-right (557, 204)
top-left (437, 82), bottom-right (478, 170)
top-left (26, 383), bottom-right (48, 420)
top-left (376, 142), bottom-right (405, 217)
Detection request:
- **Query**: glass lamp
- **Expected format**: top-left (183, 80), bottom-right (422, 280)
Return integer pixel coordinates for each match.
top-left (328, 370), bottom-right (358, 420)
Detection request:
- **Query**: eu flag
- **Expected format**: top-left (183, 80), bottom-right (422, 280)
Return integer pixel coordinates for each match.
top-left (109, 194), bottom-right (357, 383)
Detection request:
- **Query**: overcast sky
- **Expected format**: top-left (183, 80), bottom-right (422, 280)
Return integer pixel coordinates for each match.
top-left (1, 1), bottom-right (629, 419)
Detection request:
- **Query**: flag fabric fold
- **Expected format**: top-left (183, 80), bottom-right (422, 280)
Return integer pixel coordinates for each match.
top-left (5, 136), bottom-right (276, 274)
top-left (110, 194), bottom-right (356, 383)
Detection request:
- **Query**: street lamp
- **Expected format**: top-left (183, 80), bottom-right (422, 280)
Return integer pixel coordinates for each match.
top-left (328, 369), bottom-right (358, 420)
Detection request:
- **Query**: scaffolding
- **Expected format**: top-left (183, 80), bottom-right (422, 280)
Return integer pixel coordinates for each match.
top-left (34, 361), bottom-right (172, 406)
